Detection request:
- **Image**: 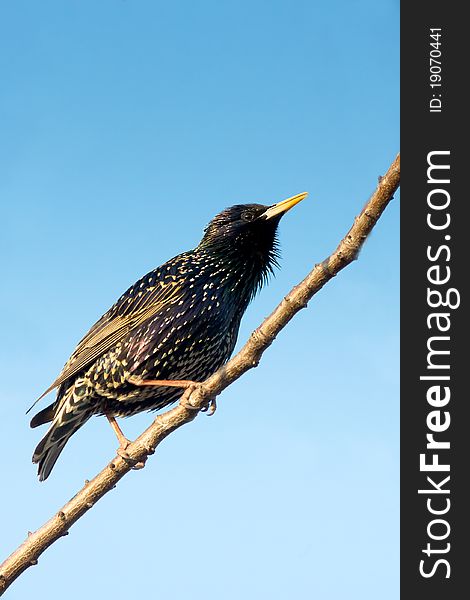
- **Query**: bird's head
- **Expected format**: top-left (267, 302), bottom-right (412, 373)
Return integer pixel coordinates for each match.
top-left (198, 192), bottom-right (307, 285)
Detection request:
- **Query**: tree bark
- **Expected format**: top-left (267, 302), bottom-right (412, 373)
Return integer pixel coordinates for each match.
top-left (0, 154), bottom-right (400, 596)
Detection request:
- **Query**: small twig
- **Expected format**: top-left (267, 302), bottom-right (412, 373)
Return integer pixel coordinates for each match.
top-left (0, 154), bottom-right (400, 595)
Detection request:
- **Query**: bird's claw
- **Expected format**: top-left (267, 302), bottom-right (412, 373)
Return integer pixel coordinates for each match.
top-left (117, 447), bottom-right (130, 460)
top-left (200, 397), bottom-right (217, 416)
top-left (117, 447), bottom-right (146, 469)
top-left (131, 460), bottom-right (146, 470)
top-left (179, 385), bottom-right (217, 415)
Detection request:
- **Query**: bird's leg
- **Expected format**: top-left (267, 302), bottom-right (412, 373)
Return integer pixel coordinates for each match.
top-left (128, 375), bottom-right (197, 389)
top-left (106, 414), bottom-right (146, 469)
top-left (106, 414), bottom-right (131, 449)
top-left (128, 375), bottom-right (217, 415)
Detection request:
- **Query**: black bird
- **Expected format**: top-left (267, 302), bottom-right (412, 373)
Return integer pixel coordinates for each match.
top-left (30, 193), bottom-right (307, 480)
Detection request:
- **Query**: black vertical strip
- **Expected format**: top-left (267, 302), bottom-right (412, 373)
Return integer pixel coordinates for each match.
top-left (401, 3), bottom-right (467, 598)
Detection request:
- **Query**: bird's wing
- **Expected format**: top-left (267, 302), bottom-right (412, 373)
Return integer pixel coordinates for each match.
top-left (33, 274), bottom-right (184, 404)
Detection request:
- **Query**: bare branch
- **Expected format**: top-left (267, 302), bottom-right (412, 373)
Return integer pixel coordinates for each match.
top-left (0, 154), bottom-right (400, 595)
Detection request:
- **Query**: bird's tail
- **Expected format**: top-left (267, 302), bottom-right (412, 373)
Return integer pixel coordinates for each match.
top-left (32, 387), bottom-right (91, 481)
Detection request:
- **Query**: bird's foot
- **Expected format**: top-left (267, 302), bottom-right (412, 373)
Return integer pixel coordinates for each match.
top-left (116, 445), bottom-right (131, 460)
top-left (115, 440), bottom-right (138, 465)
top-left (116, 446), bottom-right (146, 470)
top-left (176, 383), bottom-right (217, 415)
top-left (114, 435), bottom-right (146, 469)
top-left (200, 396), bottom-right (217, 416)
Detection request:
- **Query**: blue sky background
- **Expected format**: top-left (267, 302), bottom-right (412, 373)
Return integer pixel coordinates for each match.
top-left (0, 1), bottom-right (399, 598)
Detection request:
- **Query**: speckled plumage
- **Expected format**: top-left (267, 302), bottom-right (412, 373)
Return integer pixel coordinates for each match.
top-left (31, 195), bottom-right (306, 480)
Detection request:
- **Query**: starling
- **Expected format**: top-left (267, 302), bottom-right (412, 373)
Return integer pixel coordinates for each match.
top-left (30, 192), bottom-right (307, 480)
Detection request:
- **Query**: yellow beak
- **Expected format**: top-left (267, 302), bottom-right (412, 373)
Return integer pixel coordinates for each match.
top-left (262, 192), bottom-right (308, 220)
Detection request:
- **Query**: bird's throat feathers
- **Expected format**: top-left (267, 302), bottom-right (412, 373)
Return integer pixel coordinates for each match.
top-left (196, 216), bottom-right (280, 301)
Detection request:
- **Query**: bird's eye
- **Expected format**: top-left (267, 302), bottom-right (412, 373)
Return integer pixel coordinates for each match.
top-left (242, 211), bottom-right (255, 222)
